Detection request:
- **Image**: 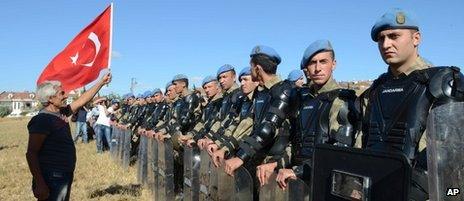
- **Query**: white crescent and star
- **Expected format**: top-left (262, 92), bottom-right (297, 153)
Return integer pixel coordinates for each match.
top-left (70, 32), bottom-right (101, 67)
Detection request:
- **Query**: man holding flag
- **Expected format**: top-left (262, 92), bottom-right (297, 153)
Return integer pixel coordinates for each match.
top-left (26, 4), bottom-right (113, 201)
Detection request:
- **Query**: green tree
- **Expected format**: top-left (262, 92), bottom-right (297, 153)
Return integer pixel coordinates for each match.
top-left (0, 106), bottom-right (12, 118)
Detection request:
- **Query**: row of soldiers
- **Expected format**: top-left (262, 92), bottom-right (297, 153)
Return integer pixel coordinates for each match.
top-left (112, 8), bottom-right (464, 201)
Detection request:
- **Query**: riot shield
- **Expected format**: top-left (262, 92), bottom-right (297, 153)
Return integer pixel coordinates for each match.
top-left (122, 129), bottom-right (131, 170)
top-left (137, 135), bottom-right (148, 185)
top-left (150, 138), bottom-right (159, 201)
top-left (312, 144), bottom-right (411, 201)
top-left (110, 126), bottom-right (119, 162)
top-left (258, 173), bottom-right (309, 201)
top-left (199, 149), bottom-right (211, 200)
top-left (217, 166), bottom-right (254, 201)
top-left (146, 137), bottom-right (154, 190)
top-left (117, 127), bottom-right (126, 166)
top-left (209, 162), bottom-right (219, 200)
top-left (427, 102), bottom-right (464, 201)
top-left (157, 139), bottom-right (175, 201)
top-left (114, 127), bottom-right (122, 165)
top-left (183, 145), bottom-right (201, 201)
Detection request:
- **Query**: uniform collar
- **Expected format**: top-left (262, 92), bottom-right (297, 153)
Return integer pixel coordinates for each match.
top-left (388, 56), bottom-right (432, 78)
top-left (170, 95), bottom-right (179, 103)
top-left (181, 88), bottom-right (191, 97)
top-left (225, 83), bottom-right (239, 94)
top-left (246, 90), bottom-right (254, 100)
top-left (309, 76), bottom-right (340, 95)
top-left (210, 91), bottom-right (223, 102)
top-left (259, 75), bottom-right (281, 91)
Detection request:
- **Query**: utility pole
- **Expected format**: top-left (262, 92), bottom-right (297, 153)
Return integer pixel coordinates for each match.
top-left (130, 78), bottom-right (137, 94)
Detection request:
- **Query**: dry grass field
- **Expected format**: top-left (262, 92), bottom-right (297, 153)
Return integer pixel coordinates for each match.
top-left (0, 117), bottom-right (150, 201)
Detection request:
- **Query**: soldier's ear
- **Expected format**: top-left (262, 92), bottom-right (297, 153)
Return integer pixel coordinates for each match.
top-left (412, 31), bottom-right (421, 47)
top-left (331, 59), bottom-right (337, 71)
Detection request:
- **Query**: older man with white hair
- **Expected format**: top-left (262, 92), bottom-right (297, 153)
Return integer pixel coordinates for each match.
top-left (26, 73), bottom-right (111, 201)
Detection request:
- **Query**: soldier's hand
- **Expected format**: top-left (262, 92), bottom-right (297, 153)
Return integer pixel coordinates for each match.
top-left (257, 162), bottom-right (277, 186)
top-left (179, 135), bottom-right (191, 143)
top-left (276, 168), bottom-right (297, 190)
top-left (33, 180), bottom-right (50, 200)
top-left (197, 139), bottom-right (207, 149)
top-left (158, 134), bottom-right (167, 142)
top-left (207, 143), bottom-right (219, 156)
top-left (212, 149), bottom-right (225, 167)
top-left (186, 139), bottom-right (196, 147)
top-left (146, 130), bottom-right (155, 138)
top-left (224, 157), bottom-right (243, 176)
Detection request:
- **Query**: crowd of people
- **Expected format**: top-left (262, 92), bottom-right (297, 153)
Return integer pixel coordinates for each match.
top-left (26, 8), bottom-right (464, 201)
top-left (71, 97), bottom-right (121, 153)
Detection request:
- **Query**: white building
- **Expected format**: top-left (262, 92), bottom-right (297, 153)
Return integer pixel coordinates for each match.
top-left (0, 91), bottom-right (39, 116)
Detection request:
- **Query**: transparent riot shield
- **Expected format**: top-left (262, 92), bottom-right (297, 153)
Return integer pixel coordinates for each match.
top-left (117, 127), bottom-right (125, 166)
top-left (146, 137), bottom-right (154, 190)
top-left (209, 161), bottom-right (219, 200)
top-left (110, 126), bottom-right (119, 161)
top-left (217, 166), bottom-right (254, 201)
top-left (151, 138), bottom-right (159, 201)
top-left (122, 129), bottom-right (132, 170)
top-left (137, 135), bottom-right (148, 185)
top-left (427, 102), bottom-right (464, 201)
top-left (136, 135), bottom-right (144, 184)
top-left (157, 139), bottom-right (175, 201)
top-left (312, 144), bottom-right (411, 201)
top-left (183, 145), bottom-right (201, 201)
top-left (258, 173), bottom-right (309, 201)
top-left (199, 149), bottom-right (211, 200)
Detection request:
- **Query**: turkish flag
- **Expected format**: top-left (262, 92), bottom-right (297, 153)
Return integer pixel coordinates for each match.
top-left (37, 4), bottom-right (112, 92)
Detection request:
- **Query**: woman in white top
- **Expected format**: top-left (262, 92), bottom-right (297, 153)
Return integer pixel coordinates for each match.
top-left (94, 98), bottom-right (112, 153)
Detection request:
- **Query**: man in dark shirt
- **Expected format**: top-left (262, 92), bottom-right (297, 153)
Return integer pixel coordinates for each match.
top-left (26, 73), bottom-right (111, 201)
top-left (73, 106), bottom-right (89, 143)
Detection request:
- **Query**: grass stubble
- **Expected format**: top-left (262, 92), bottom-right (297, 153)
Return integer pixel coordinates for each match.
top-left (0, 117), bottom-right (150, 201)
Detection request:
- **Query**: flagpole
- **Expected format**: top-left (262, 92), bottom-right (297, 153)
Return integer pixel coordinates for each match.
top-left (108, 2), bottom-right (113, 70)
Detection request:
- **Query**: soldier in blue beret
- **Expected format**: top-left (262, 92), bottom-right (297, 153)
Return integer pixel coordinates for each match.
top-left (180, 75), bottom-right (223, 146)
top-left (238, 66), bottom-right (251, 81)
top-left (201, 75), bottom-right (217, 88)
top-left (286, 69), bottom-right (305, 88)
top-left (224, 44), bottom-right (294, 194)
top-left (217, 64), bottom-right (235, 78)
top-left (196, 63), bottom-right (242, 150)
top-left (250, 45), bottom-right (281, 65)
top-left (359, 8), bottom-right (464, 201)
top-left (265, 39), bottom-right (359, 190)
top-left (216, 64), bottom-right (239, 99)
top-left (209, 66), bottom-right (258, 170)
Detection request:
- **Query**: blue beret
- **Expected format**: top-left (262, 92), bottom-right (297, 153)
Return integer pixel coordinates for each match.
top-left (217, 64), bottom-right (235, 77)
top-left (287, 70), bottom-right (304, 81)
top-left (112, 99), bottom-right (120, 104)
top-left (165, 81), bottom-right (174, 90)
top-left (250, 45), bottom-right (281, 65)
top-left (371, 8), bottom-right (419, 41)
top-left (202, 75), bottom-right (217, 87)
top-left (136, 93), bottom-right (144, 99)
top-left (238, 67), bottom-right (251, 81)
top-left (122, 93), bottom-right (129, 99)
top-left (152, 88), bottom-right (162, 95)
top-left (172, 74), bottom-right (188, 82)
top-left (143, 90), bottom-right (152, 99)
top-left (126, 93), bottom-right (135, 99)
top-left (300, 40), bottom-right (333, 69)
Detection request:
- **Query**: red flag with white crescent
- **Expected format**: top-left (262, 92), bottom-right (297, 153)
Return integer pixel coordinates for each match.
top-left (37, 4), bottom-right (113, 92)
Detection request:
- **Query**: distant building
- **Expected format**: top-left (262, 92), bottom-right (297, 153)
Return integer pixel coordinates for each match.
top-left (339, 80), bottom-right (373, 95)
top-left (0, 91), bottom-right (39, 116)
